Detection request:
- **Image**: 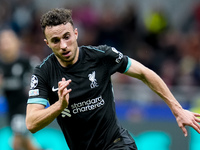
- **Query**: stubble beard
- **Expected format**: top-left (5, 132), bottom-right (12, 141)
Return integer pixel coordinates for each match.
top-left (59, 45), bottom-right (79, 66)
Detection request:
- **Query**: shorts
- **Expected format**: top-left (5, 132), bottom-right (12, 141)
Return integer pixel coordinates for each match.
top-left (106, 137), bottom-right (137, 150)
top-left (106, 130), bottom-right (138, 150)
top-left (10, 114), bottom-right (29, 135)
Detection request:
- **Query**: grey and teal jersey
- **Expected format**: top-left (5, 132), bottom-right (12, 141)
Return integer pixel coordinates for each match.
top-left (27, 45), bottom-right (133, 150)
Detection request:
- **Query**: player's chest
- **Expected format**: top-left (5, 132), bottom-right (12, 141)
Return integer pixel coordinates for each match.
top-left (49, 66), bottom-right (108, 99)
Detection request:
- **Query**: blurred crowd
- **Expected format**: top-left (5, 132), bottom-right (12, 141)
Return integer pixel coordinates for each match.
top-left (0, 0), bottom-right (200, 87)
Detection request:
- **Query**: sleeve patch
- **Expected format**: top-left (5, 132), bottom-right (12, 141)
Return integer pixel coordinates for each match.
top-left (29, 89), bottom-right (39, 96)
top-left (30, 75), bottom-right (38, 89)
top-left (111, 47), bottom-right (123, 63)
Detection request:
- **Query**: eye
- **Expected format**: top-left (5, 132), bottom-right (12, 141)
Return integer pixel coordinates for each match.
top-left (63, 33), bottom-right (70, 40)
top-left (51, 38), bottom-right (60, 44)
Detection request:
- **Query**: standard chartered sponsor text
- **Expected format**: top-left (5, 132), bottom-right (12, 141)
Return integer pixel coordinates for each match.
top-left (71, 95), bottom-right (105, 114)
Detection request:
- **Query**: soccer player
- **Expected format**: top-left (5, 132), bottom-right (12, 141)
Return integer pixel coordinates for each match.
top-left (0, 29), bottom-right (39, 150)
top-left (26, 8), bottom-right (200, 150)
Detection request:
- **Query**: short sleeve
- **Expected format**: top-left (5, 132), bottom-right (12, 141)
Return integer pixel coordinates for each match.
top-left (99, 45), bottom-right (129, 74)
top-left (27, 66), bottom-right (49, 106)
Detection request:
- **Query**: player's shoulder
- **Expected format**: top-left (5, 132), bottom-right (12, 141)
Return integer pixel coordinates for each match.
top-left (33, 53), bottom-right (55, 73)
top-left (81, 45), bottom-right (112, 54)
top-left (80, 45), bottom-right (114, 61)
top-left (37, 53), bottom-right (55, 68)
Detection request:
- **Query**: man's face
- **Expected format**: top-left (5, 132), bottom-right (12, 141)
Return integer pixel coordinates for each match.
top-left (0, 30), bottom-right (20, 61)
top-left (44, 23), bottom-right (79, 67)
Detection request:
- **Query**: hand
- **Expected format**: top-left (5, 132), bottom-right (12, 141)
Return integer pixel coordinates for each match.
top-left (175, 109), bottom-right (200, 137)
top-left (58, 77), bottom-right (72, 109)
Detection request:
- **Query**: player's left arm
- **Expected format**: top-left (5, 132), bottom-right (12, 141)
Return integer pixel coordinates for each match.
top-left (124, 58), bottom-right (200, 137)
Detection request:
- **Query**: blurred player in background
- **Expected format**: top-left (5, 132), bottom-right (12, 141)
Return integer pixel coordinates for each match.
top-left (0, 29), bottom-right (39, 150)
top-left (26, 8), bottom-right (200, 150)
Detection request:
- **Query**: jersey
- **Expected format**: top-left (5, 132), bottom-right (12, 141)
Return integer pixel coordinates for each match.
top-left (0, 57), bottom-right (32, 121)
top-left (28, 45), bottom-right (133, 150)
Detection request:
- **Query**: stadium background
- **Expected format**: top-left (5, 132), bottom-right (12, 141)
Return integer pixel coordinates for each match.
top-left (0, 0), bottom-right (200, 149)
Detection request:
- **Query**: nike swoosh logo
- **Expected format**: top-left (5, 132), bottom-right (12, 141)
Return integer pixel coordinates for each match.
top-left (52, 86), bottom-right (59, 92)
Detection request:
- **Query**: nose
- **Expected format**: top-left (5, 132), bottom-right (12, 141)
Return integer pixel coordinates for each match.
top-left (60, 39), bottom-right (67, 49)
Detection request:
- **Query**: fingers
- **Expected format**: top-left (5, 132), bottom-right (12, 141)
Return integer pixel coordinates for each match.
top-left (177, 110), bottom-right (200, 137)
top-left (58, 78), bottom-right (72, 98)
top-left (194, 113), bottom-right (200, 124)
top-left (193, 121), bottom-right (200, 134)
top-left (58, 78), bottom-right (72, 91)
top-left (59, 78), bottom-right (71, 87)
top-left (180, 126), bottom-right (188, 137)
top-left (195, 116), bottom-right (200, 123)
top-left (62, 88), bottom-right (72, 97)
top-left (194, 112), bottom-right (200, 118)
top-left (193, 112), bottom-right (200, 134)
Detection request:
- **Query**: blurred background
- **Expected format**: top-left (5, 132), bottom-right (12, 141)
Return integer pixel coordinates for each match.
top-left (0, 0), bottom-right (200, 149)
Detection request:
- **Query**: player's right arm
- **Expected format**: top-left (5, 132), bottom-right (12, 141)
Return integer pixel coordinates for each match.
top-left (26, 78), bottom-right (71, 133)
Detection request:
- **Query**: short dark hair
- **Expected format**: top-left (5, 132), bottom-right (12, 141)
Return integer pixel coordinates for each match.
top-left (40, 8), bottom-right (74, 34)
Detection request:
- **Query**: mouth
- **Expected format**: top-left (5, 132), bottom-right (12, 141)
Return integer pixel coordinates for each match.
top-left (62, 51), bottom-right (71, 57)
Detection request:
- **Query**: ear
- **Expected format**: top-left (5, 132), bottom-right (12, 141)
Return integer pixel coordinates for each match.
top-left (74, 28), bottom-right (78, 40)
top-left (44, 39), bottom-right (49, 47)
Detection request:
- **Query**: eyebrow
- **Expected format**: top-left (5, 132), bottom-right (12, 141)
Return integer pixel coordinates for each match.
top-left (63, 32), bottom-right (70, 37)
top-left (50, 32), bottom-right (70, 42)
